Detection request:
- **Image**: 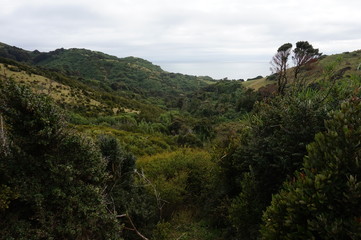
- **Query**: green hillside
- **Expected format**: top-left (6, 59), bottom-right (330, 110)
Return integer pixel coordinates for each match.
top-left (0, 42), bottom-right (360, 240)
top-left (0, 43), bottom-right (259, 156)
top-left (0, 43), bottom-right (214, 107)
top-left (243, 49), bottom-right (361, 91)
top-left (0, 57), bottom-right (165, 117)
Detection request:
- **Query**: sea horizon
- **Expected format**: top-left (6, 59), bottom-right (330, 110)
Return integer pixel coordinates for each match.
top-left (155, 61), bottom-right (271, 80)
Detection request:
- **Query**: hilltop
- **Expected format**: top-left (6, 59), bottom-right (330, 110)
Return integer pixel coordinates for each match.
top-left (0, 42), bottom-right (214, 107)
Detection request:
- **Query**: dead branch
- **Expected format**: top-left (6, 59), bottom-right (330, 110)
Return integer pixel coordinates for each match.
top-left (117, 213), bottom-right (149, 240)
top-left (0, 114), bottom-right (9, 156)
top-left (134, 168), bottom-right (168, 219)
top-left (175, 233), bottom-right (186, 240)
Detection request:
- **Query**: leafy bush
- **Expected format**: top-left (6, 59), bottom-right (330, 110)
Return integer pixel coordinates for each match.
top-left (247, 75), bottom-right (263, 81)
top-left (98, 135), bottom-right (159, 239)
top-left (184, 80), bottom-right (259, 120)
top-left (136, 149), bottom-right (216, 219)
top-left (220, 89), bottom-right (334, 239)
top-left (0, 79), bottom-right (121, 239)
top-left (75, 124), bottom-right (173, 157)
top-left (261, 98), bottom-right (361, 239)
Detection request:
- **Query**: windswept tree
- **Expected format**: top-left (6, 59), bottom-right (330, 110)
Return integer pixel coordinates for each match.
top-left (270, 43), bottom-right (293, 95)
top-left (292, 41), bottom-right (322, 81)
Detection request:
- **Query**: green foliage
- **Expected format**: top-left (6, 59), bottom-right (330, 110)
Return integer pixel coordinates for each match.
top-left (152, 215), bottom-right (221, 240)
top-left (0, 79), bottom-right (121, 239)
top-left (137, 149), bottom-right (216, 218)
top-left (293, 41), bottom-right (321, 65)
top-left (0, 184), bottom-right (18, 210)
top-left (232, 89), bottom-right (330, 192)
top-left (184, 80), bottom-right (260, 120)
top-left (278, 43), bottom-right (293, 52)
top-left (98, 135), bottom-right (159, 239)
top-left (0, 43), bottom-right (32, 62)
top-left (99, 135), bottom-right (135, 190)
top-left (220, 88), bottom-right (339, 239)
top-left (213, 69), bottom-right (361, 240)
top-left (2, 42), bottom-right (360, 239)
top-left (246, 75), bottom-right (264, 81)
top-left (76, 124), bottom-right (173, 157)
top-left (152, 221), bottom-right (173, 240)
top-left (261, 98), bottom-right (361, 239)
top-left (266, 73), bottom-right (278, 81)
top-left (0, 56), bottom-right (166, 122)
top-left (228, 169), bottom-right (263, 240)
top-left (0, 44), bottom-right (214, 107)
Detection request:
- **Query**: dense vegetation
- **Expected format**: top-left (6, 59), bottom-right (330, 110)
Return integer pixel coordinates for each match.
top-left (0, 42), bottom-right (214, 107)
top-left (0, 42), bottom-right (360, 239)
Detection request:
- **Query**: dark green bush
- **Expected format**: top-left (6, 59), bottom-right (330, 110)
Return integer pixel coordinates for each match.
top-left (261, 98), bottom-right (361, 239)
top-left (0, 79), bottom-right (121, 239)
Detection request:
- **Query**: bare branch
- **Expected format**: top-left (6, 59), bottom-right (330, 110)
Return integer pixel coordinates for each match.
top-left (134, 168), bottom-right (168, 220)
top-left (270, 43), bottom-right (292, 95)
top-left (118, 213), bottom-right (149, 240)
top-left (176, 233), bottom-right (186, 240)
top-left (0, 108), bottom-right (10, 157)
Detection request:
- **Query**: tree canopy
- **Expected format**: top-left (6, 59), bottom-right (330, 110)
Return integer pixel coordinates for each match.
top-left (293, 41), bottom-right (322, 81)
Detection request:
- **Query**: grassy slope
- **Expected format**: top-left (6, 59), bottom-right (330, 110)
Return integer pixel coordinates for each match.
top-left (243, 50), bottom-right (361, 90)
top-left (242, 77), bottom-right (269, 90)
top-left (0, 61), bottom-right (160, 115)
top-left (0, 63), bottom-right (102, 107)
top-left (0, 62), bottom-right (173, 157)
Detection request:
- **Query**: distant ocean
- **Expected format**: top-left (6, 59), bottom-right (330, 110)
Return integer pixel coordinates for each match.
top-left (156, 61), bottom-right (271, 80)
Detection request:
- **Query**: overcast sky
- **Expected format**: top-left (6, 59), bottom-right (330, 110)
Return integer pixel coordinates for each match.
top-left (1, 0), bottom-right (361, 79)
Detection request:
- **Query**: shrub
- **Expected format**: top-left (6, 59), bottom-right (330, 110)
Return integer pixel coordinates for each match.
top-left (222, 89), bottom-right (332, 239)
top-left (0, 79), bottom-right (121, 239)
top-left (136, 149), bottom-right (216, 219)
top-left (261, 98), bottom-right (361, 239)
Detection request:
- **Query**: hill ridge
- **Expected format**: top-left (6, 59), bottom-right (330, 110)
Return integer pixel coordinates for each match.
top-left (0, 42), bottom-right (215, 107)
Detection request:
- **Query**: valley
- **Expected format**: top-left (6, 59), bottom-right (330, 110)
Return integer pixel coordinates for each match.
top-left (0, 42), bottom-right (360, 240)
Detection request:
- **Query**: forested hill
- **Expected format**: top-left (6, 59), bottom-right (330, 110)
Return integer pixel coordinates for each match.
top-left (0, 42), bottom-right (255, 155)
top-left (0, 42), bottom-right (214, 105)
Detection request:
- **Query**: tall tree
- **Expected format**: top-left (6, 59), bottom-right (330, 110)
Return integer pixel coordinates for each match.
top-left (292, 41), bottom-right (321, 81)
top-left (270, 43), bottom-right (293, 95)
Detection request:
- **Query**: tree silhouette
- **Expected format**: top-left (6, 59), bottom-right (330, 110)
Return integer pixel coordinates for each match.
top-left (270, 43), bottom-right (292, 94)
top-left (292, 41), bottom-right (321, 81)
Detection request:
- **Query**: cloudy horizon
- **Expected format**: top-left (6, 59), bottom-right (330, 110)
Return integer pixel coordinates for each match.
top-left (1, 0), bottom-right (361, 79)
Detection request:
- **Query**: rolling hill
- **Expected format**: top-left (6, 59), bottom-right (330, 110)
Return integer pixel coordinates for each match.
top-left (1, 42), bottom-right (360, 156)
top-left (0, 42), bottom-right (214, 107)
